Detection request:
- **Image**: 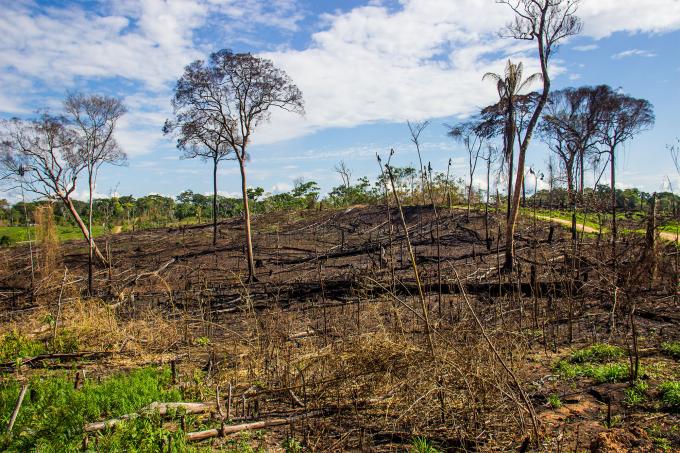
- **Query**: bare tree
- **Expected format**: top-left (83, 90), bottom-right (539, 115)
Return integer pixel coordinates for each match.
top-left (595, 86), bottom-right (654, 264)
top-left (0, 114), bottom-right (102, 261)
top-left (334, 160), bottom-right (352, 189)
top-left (169, 49), bottom-right (304, 282)
top-left (669, 138), bottom-right (680, 175)
top-left (495, 0), bottom-right (582, 271)
top-left (164, 96), bottom-right (234, 245)
top-left (64, 93), bottom-right (127, 296)
top-left (447, 119), bottom-right (488, 221)
top-left (407, 120), bottom-right (430, 201)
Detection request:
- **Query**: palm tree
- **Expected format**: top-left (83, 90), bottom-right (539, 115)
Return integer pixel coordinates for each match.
top-left (483, 60), bottom-right (542, 213)
top-left (483, 60), bottom-right (541, 270)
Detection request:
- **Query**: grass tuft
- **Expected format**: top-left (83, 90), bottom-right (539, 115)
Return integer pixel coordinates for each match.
top-left (661, 341), bottom-right (680, 360)
top-left (569, 343), bottom-right (625, 364)
top-left (659, 381), bottom-right (680, 411)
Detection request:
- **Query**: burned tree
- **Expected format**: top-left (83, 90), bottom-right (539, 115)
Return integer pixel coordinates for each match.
top-left (169, 49), bottom-right (304, 282)
top-left (447, 118), bottom-right (490, 221)
top-left (595, 86), bottom-right (654, 263)
top-left (164, 76), bottom-right (234, 245)
top-left (0, 114), bottom-right (107, 263)
top-left (540, 86), bottom-right (604, 238)
top-left (495, 0), bottom-right (582, 271)
top-left (64, 93), bottom-right (127, 296)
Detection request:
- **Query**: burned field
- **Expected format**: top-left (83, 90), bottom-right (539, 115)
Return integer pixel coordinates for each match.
top-left (0, 205), bottom-right (678, 451)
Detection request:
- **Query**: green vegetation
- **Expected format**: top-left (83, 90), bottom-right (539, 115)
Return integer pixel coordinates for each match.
top-left (659, 381), bottom-right (680, 411)
top-left (0, 330), bottom-right (80, 364)
top-left (0, 224), bottom-right (106, 246)
top-left (548, 394), bottom-right (562, 409)
top-left (569, 343), bottom-right (625, 363)
top-left (553, 343), bottom-right (632, 383)
top-left (624, 380), bottom-right (648, 406)
top-left (282, 437), bottom-right (303, 453)
top-left (661, 341), bottom-right (680, 360)
top-left (410, 436), bottom-right (441, 453)
top-left (0, 367), bottom-right (187, 452)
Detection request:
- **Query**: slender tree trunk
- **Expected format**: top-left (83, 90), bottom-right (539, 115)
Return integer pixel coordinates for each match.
top-left (566, 164), bottom-right (577, 240)
top-left (88, 171), bottom-right (94, 296)
top-left (63, 196), bottom-right (106, 263)
top-left (610, 147), bottom-right (617, 270)
top-left (212, 158), bottom-right (218, 246)
top-left (506, 144), bottom-right (514, 220)
top-left (503, 100), bottom-right (518, 270)
top-left (238, 158), bottom-right (256, 282)
top-left (485, 157), bottom-right (491, 248)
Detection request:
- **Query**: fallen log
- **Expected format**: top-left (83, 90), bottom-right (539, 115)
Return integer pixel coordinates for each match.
top-left (186, 410), bottom-right (324, 442)
top-left (84, 402), bottom-right (215, 432)
top-left (186, 392), bottom-right (395, 442)
top-left (0, 351), bottom-right (115, 371)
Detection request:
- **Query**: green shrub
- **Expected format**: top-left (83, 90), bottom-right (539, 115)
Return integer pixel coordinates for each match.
top-left (659, 381), bottom-right (680, 411)
top-left (553, 361), bottom-right (631, 383)
top-left (589, 363), bottom-right (629, 383)
top-left (570, 343), bottom-right (624, 364)
top-left (0, 331), bottom-right (45, 363)
top-left (661, 342), bottom-right (680, 359)
top-left (410, 436), bottom-right (441, 453)
top-left (548, 394), bottom-right (562, 409)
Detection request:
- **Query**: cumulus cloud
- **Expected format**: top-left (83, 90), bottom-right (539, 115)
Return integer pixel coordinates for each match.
top-left (0, 0), bottom-right (679, 153)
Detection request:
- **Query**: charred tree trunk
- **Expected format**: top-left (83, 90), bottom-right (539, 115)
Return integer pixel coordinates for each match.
top-left (212, 158), bottom-right (218, 246)
top-left (239, 158), bottom-right (256, 283)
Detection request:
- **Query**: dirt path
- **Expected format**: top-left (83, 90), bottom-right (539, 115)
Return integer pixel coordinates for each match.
top-left (535, 214), bottom-right (679, 242)
top-left (535, 215), bottom-right (599, 234)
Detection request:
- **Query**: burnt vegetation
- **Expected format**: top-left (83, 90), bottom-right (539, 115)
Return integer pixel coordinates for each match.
top-left (0, 1), bottom-right (678, 452)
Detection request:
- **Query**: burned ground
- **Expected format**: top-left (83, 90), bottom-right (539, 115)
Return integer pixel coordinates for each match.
top-left (0, 205), bottom-right (678, 451)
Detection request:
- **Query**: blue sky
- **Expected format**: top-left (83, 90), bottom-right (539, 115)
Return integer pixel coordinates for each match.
top-left (1, 0), bottom-right (679, 201)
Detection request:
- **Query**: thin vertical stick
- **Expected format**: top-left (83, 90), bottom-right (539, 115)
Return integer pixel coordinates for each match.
top-left (385, 154), bottom-right (436, 361)
top-left (53, 267), bottom-right (68, 342)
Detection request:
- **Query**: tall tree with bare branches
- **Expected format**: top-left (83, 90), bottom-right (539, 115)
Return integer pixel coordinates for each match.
top-left (495, 0), bottom-right (582, 271)
top-left (0, 114), bottom-right (104, 261)
top-left (169, 49), bottom-right (304, 282)
top-left (407, 120), bottom-right (429, 201)
top-left (595, 86), bottom-right (654, 264)
top-left (164, 90), bottom-right (234, 245)
top-left (65, 93), bottom-right (127, 295)
top-left (447, 119), bottom-right (490, 221)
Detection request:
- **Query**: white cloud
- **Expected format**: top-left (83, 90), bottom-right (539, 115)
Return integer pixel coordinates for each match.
top-left (578, 0), bottom-right (680, 38)
top-left (1, 0), bottom-right (679, 151)
top-left (572, 44), bottom-right (598, 51)
top-left (611, 49), bottom-right (658, 59)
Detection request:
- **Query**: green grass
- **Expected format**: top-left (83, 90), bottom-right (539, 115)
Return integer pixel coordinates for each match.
top-left (0, 224), bottom-right (106, 246)
top-left (569, 343), bottom-right (625, 364)
top-left (0, 367), bottom-right (191, 452)
top-left (548, 394), bottom-right (562, 409)
top-left (624, 380), bottom-right (648, 406)
top-left (659, 381), bottom-right (680, 411)
top-left (661, 341), bottom-right (680, 360)
top-left (0, 331), bottom-right (46, 363)
top-left (553, 343), bottom-right (632, 383)
top-left (0, 329), bottom-right (80, 364)
top-left (529, 208), bottom-right (604, 231)
top-left (410, 436), bottom-right (442, 453)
